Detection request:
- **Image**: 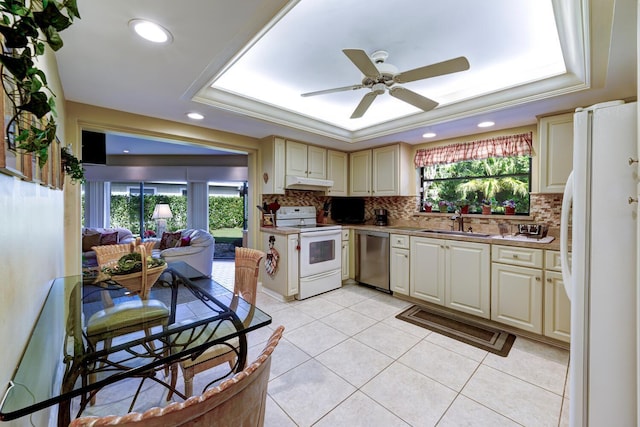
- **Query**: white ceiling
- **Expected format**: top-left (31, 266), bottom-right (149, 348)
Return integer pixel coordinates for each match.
top-left (55, 0), bottom-right (636, 155)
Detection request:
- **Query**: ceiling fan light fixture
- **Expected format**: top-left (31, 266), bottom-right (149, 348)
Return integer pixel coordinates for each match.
top-left (477, 121), bottom-right (495, 128)
top-left (129, 19), bottom-right (173, 44)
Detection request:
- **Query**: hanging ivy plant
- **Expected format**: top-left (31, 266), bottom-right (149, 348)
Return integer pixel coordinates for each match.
top-left (61, 144), bottom-right (84, 183)
top-left (0, 0), bottom-right (82, 180)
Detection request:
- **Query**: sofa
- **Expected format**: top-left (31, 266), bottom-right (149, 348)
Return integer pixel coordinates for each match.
top-left (152, 229), bottom-right (215, 278)
top-left (82, 227), bottom-right (135, 269)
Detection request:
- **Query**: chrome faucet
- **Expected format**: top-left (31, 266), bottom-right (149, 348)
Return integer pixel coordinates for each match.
top-left (451, 210), bottom-right (464, 232)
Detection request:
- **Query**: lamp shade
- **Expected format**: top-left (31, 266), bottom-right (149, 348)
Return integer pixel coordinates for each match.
top-left (152, 204), bottom-right (173, 220)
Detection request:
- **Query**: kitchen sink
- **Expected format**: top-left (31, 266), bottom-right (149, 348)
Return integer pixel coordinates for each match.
top-left (420, 229), bottom-right (492, 238)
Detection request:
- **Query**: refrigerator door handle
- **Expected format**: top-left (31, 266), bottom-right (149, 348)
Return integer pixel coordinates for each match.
top-left (560, 170), bottom-right (573, 299)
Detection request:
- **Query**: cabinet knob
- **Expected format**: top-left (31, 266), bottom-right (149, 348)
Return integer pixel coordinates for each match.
top-left (512, 254), bottom-right (519, 258)
top-left (629, 157), bottom-right (638, 165)
top-left (628, 197), bottom-right (638, 204)
top-left (535, 277), bottom-right (541, 281)
top-left (546, 278), bottom-right (552, 283)
top-left (404, 254), bottom-right (408, 258)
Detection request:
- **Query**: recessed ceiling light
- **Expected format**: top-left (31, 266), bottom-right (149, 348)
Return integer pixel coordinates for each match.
top-left (477, 121), bottom-right (495, 128)
top-left (123, 150), bottom-right (130, 154)
top-left (187, 112), bottom-right (204, 120)
top-left (129, 19), bottom-right (172, 44)
top-left (422, 132), bottom-right (437, 138)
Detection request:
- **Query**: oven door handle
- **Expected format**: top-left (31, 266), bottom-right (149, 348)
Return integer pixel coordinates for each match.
top-left (299, 230), bottom-right (341, 238)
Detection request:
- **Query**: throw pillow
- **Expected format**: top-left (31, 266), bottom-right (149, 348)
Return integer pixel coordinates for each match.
top-left (82, 233), bottom-right (102, 252)
top-left (179, 236), bottom-right (191, 247)
top-left (160, 231), bottom-right (182, 250)
top-left (100, 231), bottom-right (118, 245)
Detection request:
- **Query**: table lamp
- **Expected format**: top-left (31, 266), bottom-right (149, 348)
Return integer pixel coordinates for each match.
top-left (152, 203), bottom-right (172, 236)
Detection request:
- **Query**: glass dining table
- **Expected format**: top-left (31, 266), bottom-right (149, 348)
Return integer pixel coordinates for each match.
top-left (0, 262), bottom-right (272, 426)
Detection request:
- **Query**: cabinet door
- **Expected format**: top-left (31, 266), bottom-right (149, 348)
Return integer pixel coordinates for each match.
top-left (349, 150), bottom-right (372, 196)
top-left (261, 137), bottom-right (285, 195)
top-left (286, 234), bottom-right (300, 296)
top-left (327, 150), bottom-right (348, 196)
top-left (539, 112), bottom-right (574, 193)
top-left (390, 247), bottom-right (410, 295)
top-left (285, 140), bottom-right (308, 177)
top-left (307, 145), bottom-right (327, 179)
top-left (410, 237), bottom-right (444, 305)
top-left (446, 241), bottom-right (490, 319)
top-left (372, 145), bottom-right (398, 196)
top-left (491, 263), bottom-right (543, 333)
top-left (544, 270), bottom-right (571, 342)
top-left (341, 240), bottom-right (349, 281)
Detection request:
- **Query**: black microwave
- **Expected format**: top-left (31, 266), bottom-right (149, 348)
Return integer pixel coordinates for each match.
top-left (330, 197), bottom-right (365, 224)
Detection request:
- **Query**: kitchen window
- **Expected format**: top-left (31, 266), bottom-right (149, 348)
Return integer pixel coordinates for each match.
top-left (415, 132), bottom-right (532, 214)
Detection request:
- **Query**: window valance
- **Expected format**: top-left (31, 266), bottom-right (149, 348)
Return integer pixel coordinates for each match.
top-left (414, 132), bottom-right (533, 168)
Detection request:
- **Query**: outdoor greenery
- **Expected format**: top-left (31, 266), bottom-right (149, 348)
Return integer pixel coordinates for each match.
top-left (106, 195), bottom-right (244, 235)
top-left (421, 156), bottom-right (531, 214)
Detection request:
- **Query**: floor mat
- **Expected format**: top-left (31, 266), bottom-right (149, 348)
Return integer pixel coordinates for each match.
top-left (396, 305), bottom-right (516, 357)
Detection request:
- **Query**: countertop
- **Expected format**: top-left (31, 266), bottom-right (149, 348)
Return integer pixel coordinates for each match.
top-left (261, 224), bottom-right (562, 251)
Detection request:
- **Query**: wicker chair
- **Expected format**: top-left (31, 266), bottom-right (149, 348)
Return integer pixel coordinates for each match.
top-left (69, 326), bottom-right (284, 427)
top-left (167, 247), bottom-right (266, 399)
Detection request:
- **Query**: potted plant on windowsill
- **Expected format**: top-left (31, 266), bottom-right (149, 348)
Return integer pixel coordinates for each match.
top-left (503, 199), bottom-right (516, 215)
top-left (481, 199), bottom-right (493, 215)
top-left (455, 199), bottom-right (470, 214)
top-left (423, 199), bottom-right (434, 212)
top-left (438, 200), bottom-right (450, 213)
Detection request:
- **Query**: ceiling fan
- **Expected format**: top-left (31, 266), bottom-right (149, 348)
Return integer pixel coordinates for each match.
top-left (301, 49), bottom-right (470, 119)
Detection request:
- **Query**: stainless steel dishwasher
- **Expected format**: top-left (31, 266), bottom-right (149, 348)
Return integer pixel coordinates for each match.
top-left (355, 230), bottom-right (390, 293)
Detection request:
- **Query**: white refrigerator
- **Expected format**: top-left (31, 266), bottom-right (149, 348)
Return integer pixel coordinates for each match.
top-left (561, 100), bottom-right (637, 426)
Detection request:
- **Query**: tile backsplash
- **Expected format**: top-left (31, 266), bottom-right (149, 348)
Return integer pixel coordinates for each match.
top-left (262, 191), bottom-right (563, 236)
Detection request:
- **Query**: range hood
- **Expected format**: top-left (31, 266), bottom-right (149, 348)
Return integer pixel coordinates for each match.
top-left (285, 175), bottom-right (334, 191)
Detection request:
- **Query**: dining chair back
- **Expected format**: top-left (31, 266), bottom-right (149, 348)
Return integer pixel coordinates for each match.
top-left (167, 247), bottom-right (266, 399)
top-left (69, 325), bottom-right (284, 427)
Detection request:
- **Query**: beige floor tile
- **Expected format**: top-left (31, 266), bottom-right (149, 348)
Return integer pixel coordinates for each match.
top-left (398, 340), bottom-right (480, 391)
top-left (268, 359), bottom-right (356, 426)
top-left (483, 341), bottom-right (568, 395)
top-left (264, 395), bottom-right (297, 427)
top-left (266, 337), bottom-right (312, 379)
top-left (293, 295), bottom-right (344, 319)
top-left (255, 291), bottom-right (291, 313)
top-left (424, 331), bottom-right (489, 362)
top-left (353, 322), bottom-right (421, 358)
top-left (319, 307), bottom-right (378, 336)
top-left (380, 315), bottom-right (432, 339)
top-left (350, 297), bottom-right (406, 321)
top-left (268, 306), bottom-right (315, 332)
top-left (462, 365), bottom-right (563, 427)
top-left (314, 391), bottom-right (410, 427)
top-left (321, 284), bottom-right (379, 307)
top-left (284, 320), bottom-right (348, 357)
top-left (559, 398), bottom-right (570, 426)
top-left (362, 362), bottom-right (457, 426)
top-left (316, 338), bottom-right (393, 387)
top-left (438, 395), bottom-right (520, 426)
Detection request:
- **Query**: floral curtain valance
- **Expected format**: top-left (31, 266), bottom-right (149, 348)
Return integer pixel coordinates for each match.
top-left (414, 132), bottom-right (533, 168)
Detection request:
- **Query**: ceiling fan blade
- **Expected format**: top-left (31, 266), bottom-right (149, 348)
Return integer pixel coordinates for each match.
top-left (389, 86), bottom-right (439, 112)
top-left (394, 56), bottom-right (470, 84)
top-left (301, 84), bottom-right (364, 97)
top-left (350, 91), bottom-right (379, 119)
top-left (343, 49), bottom-right (380, 80)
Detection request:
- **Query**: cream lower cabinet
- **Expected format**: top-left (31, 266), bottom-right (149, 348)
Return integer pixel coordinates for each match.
top-left (410, 237), bottom-right (490, 318)
top-left (341, 229), bottom-right (349, 282)
top-left (390, 234), bottom-right (410, 295)
top-left (543, 250), bottom-right (571, 343)
top-left (491, 245), bottom-right (543, 334)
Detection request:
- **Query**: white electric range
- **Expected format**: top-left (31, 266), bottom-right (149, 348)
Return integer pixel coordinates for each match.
top-left (271, 206), bottom-right (342, 299)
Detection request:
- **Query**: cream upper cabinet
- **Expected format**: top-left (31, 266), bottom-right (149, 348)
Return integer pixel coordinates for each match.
top-left (327, 150), bottom-right (348, 196)
top-left (409, 236), bottom-right (489, 317)
top-left (491, 245), bottom-right (543, 333)
top-left (538, 112), bottom-right (574, 193)
top-left (260, 136), bottom-right (286, 195)
top-left (350, 144), bottom-right (414, 196)
top-left (349, 150), bottom-right (372, 196)
top-left (285, 140), bottom-right (326, 179)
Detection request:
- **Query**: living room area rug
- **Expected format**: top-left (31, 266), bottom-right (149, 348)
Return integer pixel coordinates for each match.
top-left (396, 305), bottom-right (516, 357)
